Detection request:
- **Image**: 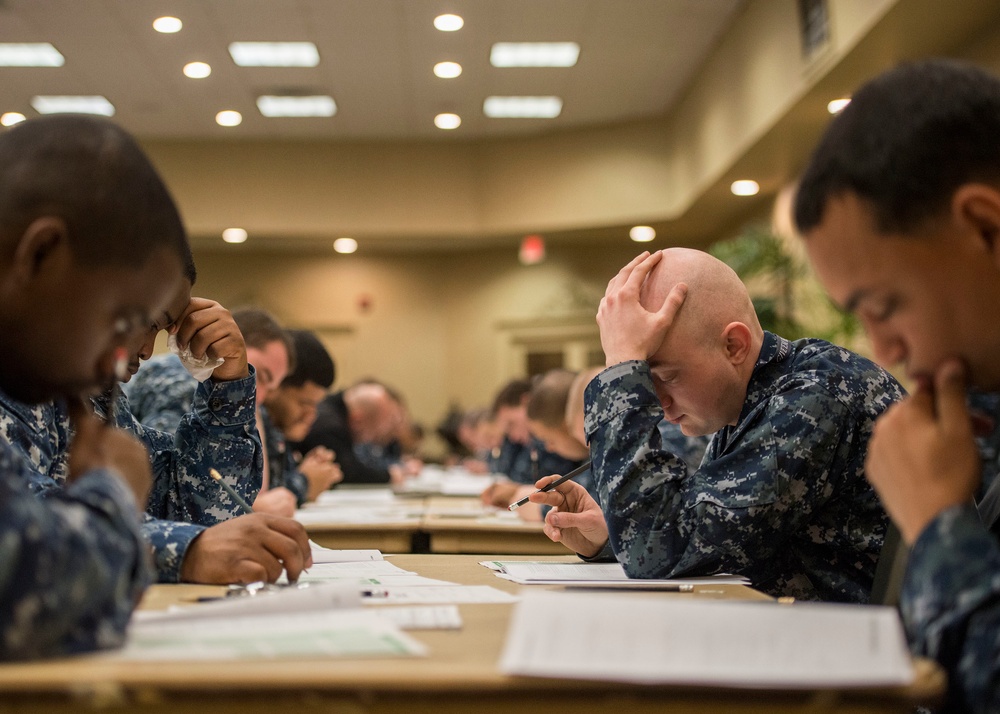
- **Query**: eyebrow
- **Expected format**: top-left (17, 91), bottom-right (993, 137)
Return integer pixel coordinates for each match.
top-left (843, 288), bottom-right (872, 315)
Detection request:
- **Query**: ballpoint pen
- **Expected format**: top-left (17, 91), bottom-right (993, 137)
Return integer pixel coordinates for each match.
top-left (508, 460), bottom-right (592, 511)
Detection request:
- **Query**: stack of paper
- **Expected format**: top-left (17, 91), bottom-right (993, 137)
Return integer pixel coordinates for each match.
top-left (395, 465), bottom-right (497, 497)
top-left (500, 590), bottom-right (914, 688)
top-left (483, 560), bottom-right (750, 589)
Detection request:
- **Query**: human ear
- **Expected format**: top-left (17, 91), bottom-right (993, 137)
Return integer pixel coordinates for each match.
top-left (722, 322), bottom-right (753, 366)
top-left (9, 217), bottom-right (69, 286)
top-left (951, 184), bottom-right (1000, 265)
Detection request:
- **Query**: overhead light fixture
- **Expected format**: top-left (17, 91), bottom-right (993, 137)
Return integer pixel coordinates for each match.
top-left (434, 113), bottom-right (461, 130)
top-left (483, 96), bottom-right (562, 119)
top-left (433, 61), bottom-right (462, 79)
top-left (222, 228), bottom-right (248, 244)
top-left (730, 180), bottom-right (760, 196)
top-left (216, 110), bottom-right (242, 127)
top-left (183, 61), bottom-right (211, 79)
top-left (629, 226), bottom-right (656, 243)
top-left (153, 16), bottom-right (183, 33)
top-left (0, 43), bottom-right (64, 67)
top-left (827, 97), bottom-right (851, 114)
top-left (0, 112), bottom-right (26, 126)
top-left (228, 42), bottom-right (319, 67)
top-left (333, 237), bottom-right (358, 254)
top-left (433, 14), bottom-right (464, 32)
top-left (256, 95), bottom-right (336, 117)
top-left (31, 95), bottom-right (114, 116)
top-left (490, 42), bottom-right (580, 68)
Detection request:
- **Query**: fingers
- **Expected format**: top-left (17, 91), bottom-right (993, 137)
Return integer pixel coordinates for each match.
top-left (606, 251), bottom-right (652, 294)
top-left (657, 283), bottom-right (688, 321)
top-left (256, 516), bottom-right (312, 582)
top-left (622, 250), bottom-right (663, 295)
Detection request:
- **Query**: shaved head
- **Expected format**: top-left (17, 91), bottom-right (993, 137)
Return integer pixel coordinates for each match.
top-left (640, 248), bottom-right (761, 347)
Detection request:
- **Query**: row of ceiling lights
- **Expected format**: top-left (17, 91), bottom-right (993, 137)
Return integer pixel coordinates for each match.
top-left (0, 12), bottom-right (577, 130)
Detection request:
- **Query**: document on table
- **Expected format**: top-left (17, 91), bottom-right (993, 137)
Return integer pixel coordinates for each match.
top-left (377, 605), bottom-right (463, 630)
top-left (363, 585), bottom-right (519, 605)
top-left (483, 560), bottom-right (750, 587)
top-left (500, 591), bottom-right (914, 688)
top-left (313, 488), bottom-right (398, 506)
top-left (122, 609), bottom-right (426, 660)
top-left (283, 560), bottom-right (418, 584)
top-left (309, 542), bottom-right (383, 563)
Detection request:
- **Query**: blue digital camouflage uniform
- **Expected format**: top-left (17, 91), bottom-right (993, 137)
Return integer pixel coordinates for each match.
top-left (260, 406), bottom-right (308, 505)
top-left (584, 332), bottom-right (904, 603)
top-left (0, 368), bottom-right (262, 584)
top-left (488, 436), bottom-right (580, 485)
top-left (123, 353), bottom-right (199, 433)
top-left (0, 393), bottom-right (151, 660)
top-left (656, 420), bottom-right (709, 472)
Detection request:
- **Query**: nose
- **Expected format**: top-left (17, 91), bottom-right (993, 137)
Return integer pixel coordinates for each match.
top-left (866, 323), bottom-right (906, 370)
top-left (136, 328), bottom-right (158, 362)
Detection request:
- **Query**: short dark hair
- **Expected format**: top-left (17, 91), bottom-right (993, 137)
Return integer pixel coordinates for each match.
top-left (492, 378), bottom-right (533, 413)
top-left (281, 330), bottom-right (335, 389)
top-left (527, 369), bottom-right (576, 427)
top-left (794, 59), bottom-right (1000, 236)
top-left (0, 114), bottom-right (188, 268)
top-left (232, 307), bottom-right (296, 374)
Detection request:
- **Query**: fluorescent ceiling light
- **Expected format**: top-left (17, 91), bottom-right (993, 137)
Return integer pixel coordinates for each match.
top-left (490, 42), bottom-right (579, 68)
top-left (222, 228), bottom-right (248, 244)
top-left (183, 61), bottom-right (211, 79)
top-left (1, 112), bottom-right (26, 126)
top-left (483, 96), bottom-right (562, 119)
top-left (730, 180), bottom-right (760, 196)
top-left (433, 61), bottom-right (462, 79)
top-left (434, 14), bottom-right (464, 32)
top-left (31, 95), bottom-right (114, 116)
top-left (256, 95), bottom-right (336, 117)
top-left (0, 43), bottom-right (64, 67)
top-left (153, 17), bottom-right (182, 34)
top-left (228, 42), bottom-right (319, 67)
top-left (333, 237), bottom-right (358, 254)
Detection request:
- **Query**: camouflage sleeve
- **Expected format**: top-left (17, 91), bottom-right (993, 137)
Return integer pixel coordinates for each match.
top-left (0, 445), bottom-right (151, 661)
top-left (105, 371), bottom-right (262, 526)
top-left (124, 362), bottom-right (196, 434)
top-left (585, 360), bottom-right (852, 585)
top-left (139, 515), bottom-right (207, 584)
top-left (283, 464), bottom-right (309, 506)
top-left (901, 504), bottom-right (1000, 713)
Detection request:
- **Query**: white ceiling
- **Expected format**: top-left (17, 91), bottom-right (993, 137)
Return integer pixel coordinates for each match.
top-left (0, 0), bottom-right (747, 140)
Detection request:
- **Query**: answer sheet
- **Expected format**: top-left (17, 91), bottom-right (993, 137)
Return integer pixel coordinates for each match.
top-left (484, 560), bottom-right (750, 586)
top-left (500, 590), bottom-right (914, 688)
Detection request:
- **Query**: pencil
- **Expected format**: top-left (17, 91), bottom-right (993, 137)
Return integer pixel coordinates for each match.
top-left (209, 468), bottom-right (255, 514)
top-left (507, 460), bottom-right (592, 511)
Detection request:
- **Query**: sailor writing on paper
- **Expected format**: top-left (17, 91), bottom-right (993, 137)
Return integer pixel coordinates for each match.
top-left (533, 249), bottom-right (902, 603)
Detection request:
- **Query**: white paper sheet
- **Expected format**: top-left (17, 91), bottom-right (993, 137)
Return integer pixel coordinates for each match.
top-left (362, 585), bottom-right (519, 605)
top-left (485, 560), bottom-right (750, 586)
top-left (122, 608), bottom-right (426, 660)
top-left (500, 590), bottom-right (914, 688)
top-left (309, 542), bottom-right (383, 563)
top-left (377, 605), bottom-right (463, 630)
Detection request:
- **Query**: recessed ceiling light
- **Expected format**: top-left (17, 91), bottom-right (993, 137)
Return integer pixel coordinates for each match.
top-left (256, 95), bottom-right (336, 118)
top-left (153, 16), bottom-right (183, 34)
top-left (730, 180), bottom-right (760, 196)
top-left (629, 226), bottom-right (656, 243)
top-left (228, 42), bottom-right (319, 67)
top-left (183, 61), bottom-right (211, 79)
top-left (433, 14), bottom-right (464, 32)
top-left (0, 112), bottom-right (26, 126)
top-left (433, 61), bottom-right (462, 79)
top-left (490, 42), bottom-right (580, 68)
top-left (434, 113), bottom-right (461, 130)
top-left (0, 43), bottom-right (64, 67)
top-left (827, 97), bottom-right (851, 114)
top-left (31, 96), bottom-right (114, 116)
top-left (483, 96), bottom-right (562, 119)
top-left (333, 237), bottom-right (358, 254)
top-left (222, 228), bottom-right (248, 244)
top-left (216, 110), bottom-right (242, 127)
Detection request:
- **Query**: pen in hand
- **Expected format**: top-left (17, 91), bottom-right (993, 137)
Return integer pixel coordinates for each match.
top-left (209, 467), bottom-right (255, 514)
top-left (508, 460), bottom-right (592, 511)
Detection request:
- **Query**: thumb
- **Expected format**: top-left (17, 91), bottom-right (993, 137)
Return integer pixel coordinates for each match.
top-left (935, 359), bottom-right (972, 439)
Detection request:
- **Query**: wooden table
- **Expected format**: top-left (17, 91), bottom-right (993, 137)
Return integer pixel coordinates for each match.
top-left (0, 554), bottom-right (944, 713)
